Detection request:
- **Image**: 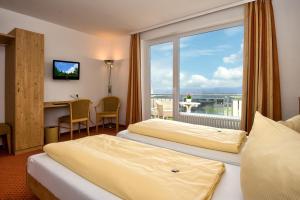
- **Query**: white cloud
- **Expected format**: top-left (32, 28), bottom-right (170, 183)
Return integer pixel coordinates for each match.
top-left (65, 64), bottom-right (78, 73)
top-left (180, 66), bottom-right (243, 89)
top-left (213, 66), bottom-right (243, 80)
top-left (150, 59), bottom-right (173, 91)
top-left (180, 72), bottom-right (185, 80)
top-left (223, 53), bottom-right (240, 63)
top-left (181, 73), bottom-right (242, 88)
top-left (222, 42), bottom-right (243, 64)
top-left (182, 76), bottom-right (242, 88)
top-left (189, 74), bottom-right (208, 84)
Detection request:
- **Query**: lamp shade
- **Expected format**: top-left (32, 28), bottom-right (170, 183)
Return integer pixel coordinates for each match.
top-left (104, 60), bottom-right (114, 66)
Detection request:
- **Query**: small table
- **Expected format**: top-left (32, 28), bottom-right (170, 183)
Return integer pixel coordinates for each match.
top-left (44, 101), bottom-right (71, 109)
top-left (179, 102), bottom-right (200, 113)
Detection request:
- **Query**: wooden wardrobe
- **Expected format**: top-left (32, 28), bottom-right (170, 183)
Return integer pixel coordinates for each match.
top-left (2, 28), bottom-right (44, 155)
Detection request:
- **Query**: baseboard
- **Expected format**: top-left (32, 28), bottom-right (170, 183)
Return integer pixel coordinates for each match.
top-left (14, 145), bottom-right (43, 155)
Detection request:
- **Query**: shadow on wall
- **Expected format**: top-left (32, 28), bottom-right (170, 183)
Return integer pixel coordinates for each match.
top-left (0, 46), bottom-right (5, 122)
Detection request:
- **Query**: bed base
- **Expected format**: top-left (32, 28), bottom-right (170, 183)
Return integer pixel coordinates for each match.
top-left (27, 173), bottom-right (58, 200)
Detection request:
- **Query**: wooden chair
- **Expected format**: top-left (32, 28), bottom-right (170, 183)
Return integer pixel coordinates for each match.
top-left (95, 96), bottom-right (120, 133)
top-left (154, 101), bottom-right (173, 119)
top-left (0, 123), bottom-right (11, 154)
top-left (58, 99), bottom-right (91, 140)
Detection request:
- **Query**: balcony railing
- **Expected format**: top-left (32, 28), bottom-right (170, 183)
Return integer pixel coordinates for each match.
top-left (151, 93), bottom-right (242, 119)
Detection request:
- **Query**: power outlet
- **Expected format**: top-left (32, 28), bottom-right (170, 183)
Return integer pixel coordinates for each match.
top-left (70, 94), bottom-right (79, 99)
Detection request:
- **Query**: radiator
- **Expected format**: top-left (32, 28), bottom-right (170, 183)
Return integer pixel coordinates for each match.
top-left (175, 112), bottom-right (241, 130)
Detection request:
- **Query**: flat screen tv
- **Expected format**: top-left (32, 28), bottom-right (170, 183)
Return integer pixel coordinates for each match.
top-left (53, 60), bottom-right (80, 80)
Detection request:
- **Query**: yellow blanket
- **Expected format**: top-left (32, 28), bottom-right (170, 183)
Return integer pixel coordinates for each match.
top-left (44, 135), bottom-right (224, 200)
top-left (128, 119), bottom-right (247, 153)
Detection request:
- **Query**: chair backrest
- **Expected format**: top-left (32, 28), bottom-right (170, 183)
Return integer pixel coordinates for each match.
top-left (156, 102), bottom-right (164, 117)
top-left (70, 99), bottom-right (91, 120)
top-left (100, 96), bottom-right (120, 112)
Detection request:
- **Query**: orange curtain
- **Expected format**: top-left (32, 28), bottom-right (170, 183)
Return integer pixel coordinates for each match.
top-left (126, 34), bottom-right (142, 125)
top-left (241, 0), bottom-right (282, 132)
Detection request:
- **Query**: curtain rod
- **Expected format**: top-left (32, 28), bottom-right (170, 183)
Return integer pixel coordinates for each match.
top-left (130, 0), bottom-right (255, 34)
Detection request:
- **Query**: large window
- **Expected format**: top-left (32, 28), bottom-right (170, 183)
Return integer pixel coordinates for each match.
top-left (147, 24), bottom-right (244, 120)
top-left (179, 25), bottom-right (243, 117)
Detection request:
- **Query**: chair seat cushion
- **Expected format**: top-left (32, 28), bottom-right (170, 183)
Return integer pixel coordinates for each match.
top-left (96, 112), bottom-right (117, 117)
top-left (59, 115), bottom-right (88, 123)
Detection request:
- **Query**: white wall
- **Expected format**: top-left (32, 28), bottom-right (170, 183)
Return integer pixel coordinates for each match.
top-left (273, 0), bottom-right (300, 119)
top-left (110, 36), bottom-right (130, 123)
top-left (0, 8), bottom-right (130, 128)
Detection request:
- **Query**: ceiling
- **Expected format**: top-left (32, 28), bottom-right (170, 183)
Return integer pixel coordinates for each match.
top-left (0, 0), bottom-right (243, 37)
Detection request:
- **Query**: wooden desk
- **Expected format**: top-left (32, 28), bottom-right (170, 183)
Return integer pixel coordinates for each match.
top-left (44, 101), bottom-right (71, 109)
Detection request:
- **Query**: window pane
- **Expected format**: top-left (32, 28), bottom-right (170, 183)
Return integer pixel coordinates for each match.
top-left (150, 42), bottom-right (173, 119)
top-left (179, 25), bottom-right (243, 118)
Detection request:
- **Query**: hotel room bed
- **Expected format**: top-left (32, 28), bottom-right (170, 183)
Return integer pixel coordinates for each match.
top-left (27, 153), bottom-right (243, 200)
top-left (117, 130), bottom-right (242, 166)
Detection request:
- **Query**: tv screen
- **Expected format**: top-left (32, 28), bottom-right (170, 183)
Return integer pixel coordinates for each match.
top-left (53, 60), bottom-right (80, 80)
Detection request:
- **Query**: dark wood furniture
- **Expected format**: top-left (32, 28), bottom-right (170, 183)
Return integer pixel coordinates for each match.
top-left (0, 123), bottom-right (11, 154)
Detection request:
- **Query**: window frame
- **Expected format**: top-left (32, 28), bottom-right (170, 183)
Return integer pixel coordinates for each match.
top-left (142, 20), bottom-right (244, 120)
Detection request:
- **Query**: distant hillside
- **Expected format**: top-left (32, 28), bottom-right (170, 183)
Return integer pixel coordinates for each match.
top-left (152, 87), bottom-right (242, 94)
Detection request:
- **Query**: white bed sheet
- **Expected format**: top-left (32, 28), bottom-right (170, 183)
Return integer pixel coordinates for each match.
top-left (27, 153), bottom-right (243, 200)
top-left (27, 153), bottom-right (120, 200)
top-left (117, 130), bottom-right (242, 166)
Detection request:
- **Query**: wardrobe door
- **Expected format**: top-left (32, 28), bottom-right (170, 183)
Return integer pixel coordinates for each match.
top-left (14, 29), bottom-right (44, 152)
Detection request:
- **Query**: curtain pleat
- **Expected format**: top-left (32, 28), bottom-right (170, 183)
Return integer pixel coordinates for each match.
top-left (241, 0), bottom-right (282, 132)
top-left (126, 34), bottom-right (142, 125)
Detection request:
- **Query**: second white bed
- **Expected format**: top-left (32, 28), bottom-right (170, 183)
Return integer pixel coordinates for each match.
top-left (117, 130), bottom-right (242, 166)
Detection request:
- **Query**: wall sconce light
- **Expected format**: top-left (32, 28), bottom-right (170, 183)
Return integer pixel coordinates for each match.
top-left (104, 60), bottom-right (114, 95)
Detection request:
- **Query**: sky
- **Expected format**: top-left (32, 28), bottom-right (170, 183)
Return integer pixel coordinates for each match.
top-left (55, 61), bottom-right (79, 74)
top-left (150, 25), bottom-right (244, 95)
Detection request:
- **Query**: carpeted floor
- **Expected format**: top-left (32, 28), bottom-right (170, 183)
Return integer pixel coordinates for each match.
top-left (0, 127), bottom-right (122, 200)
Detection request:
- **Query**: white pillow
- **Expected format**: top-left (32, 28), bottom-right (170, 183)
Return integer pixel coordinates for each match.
top-left (278, 115), bottom-right (300, 133)
top-left (240, 112), bottom-right (300, 200)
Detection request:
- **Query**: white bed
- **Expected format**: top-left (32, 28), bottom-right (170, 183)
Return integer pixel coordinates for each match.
top-left (117, 130), bottom-right (242, 166)
top-left (27, 153), bottom-right (243, 200)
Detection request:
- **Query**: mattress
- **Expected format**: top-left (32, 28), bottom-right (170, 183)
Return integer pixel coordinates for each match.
top-left (27, 153), bottom-right (120, 200)
top-left (117, 130), bottom-right (242, 166)
top-left (27, 153), bottom-right (243, 200)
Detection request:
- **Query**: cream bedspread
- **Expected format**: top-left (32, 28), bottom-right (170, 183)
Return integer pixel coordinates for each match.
top-left (128, 119), bottom-right (246, 153)
top-left (44, 135), bottom-right (224, 200)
